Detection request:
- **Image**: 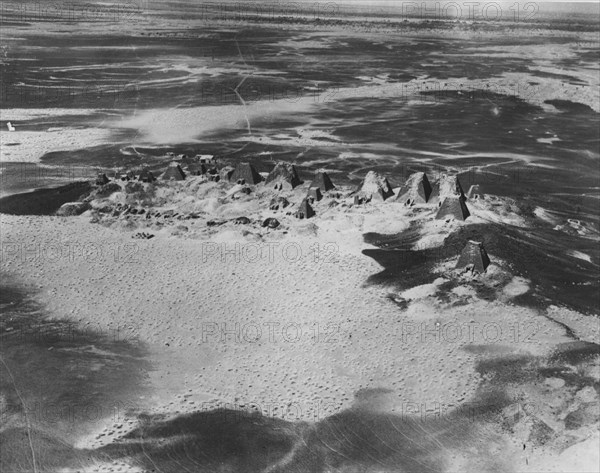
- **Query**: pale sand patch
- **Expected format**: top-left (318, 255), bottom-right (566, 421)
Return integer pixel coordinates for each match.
top-left (1, 108), bottom-right (115, 163)
top-left (1, 213), bottom-right (573, 421)
top-left (1, 108), bottom-right (100, 121)
top-left (111, 69), bottom-right (599, 150)
top-left (519, 431), bottom-right (600, 473)
top-left (568, 249), bottom-right (593, 263)
top-left (502, 276), bottom-right (531, 298)
top-left (0, 127), bottom-right (114, 163)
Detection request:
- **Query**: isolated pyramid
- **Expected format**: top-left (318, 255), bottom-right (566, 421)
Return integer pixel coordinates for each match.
top-left (357, 171), bottom-right (394, 202)
top-left (265, 162), bottom-right (302, 189)
top-left (310, 171), bottom-right (335, 192)
top-left (295, 198), bottom-right (315, 219)
top-left (395, 172), bottom-right (432, 205)
top-left (95, 173), bottom-right (109, 185)
top-left (229, 162), bottom-right (262, 185)
top-left (162, 162), bottom-right (186, 181)
top-left (430, 174), bottom-right (466, 205)
top-left (436, 196), bottom-right (470, 220)
top-left (137, 168), bottom-right (156, 183)
top-left (456, 240), bottom-right (490, 273)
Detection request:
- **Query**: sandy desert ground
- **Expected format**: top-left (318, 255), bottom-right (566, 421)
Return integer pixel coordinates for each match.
top-left (1, 1), bottom-right (599, 472)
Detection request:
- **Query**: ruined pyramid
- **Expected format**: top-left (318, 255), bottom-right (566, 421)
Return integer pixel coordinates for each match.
top-left (357, 171), bottom-right (394, 202)
top-left (265, 162), bottom-right (302, 190)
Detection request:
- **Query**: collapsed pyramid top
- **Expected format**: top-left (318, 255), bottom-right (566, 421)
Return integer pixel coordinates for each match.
top-left (357, 171), bottom-right (394, 202)
top-left (430, 174), bottom-right (466, 205)
top-left (265, 162), bottom-right (302, 189)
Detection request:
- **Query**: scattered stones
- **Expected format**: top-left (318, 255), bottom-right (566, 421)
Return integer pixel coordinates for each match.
top-left (262, 218), bottom-right (280, 229)
top-left (94, 182), bottom-right (121, 198)
top-left (124, 181), bottom-right (144, 194)
top-left (269, 196), bottom-right (290, 210)
top-left (132, 232), bottom-right (154, 239)
top-left (233, 217), bottom-right (251, 225)
top-left (207, 220), bottom-right (227, 227)
top-left (354, 195), bottom-right (367, 205)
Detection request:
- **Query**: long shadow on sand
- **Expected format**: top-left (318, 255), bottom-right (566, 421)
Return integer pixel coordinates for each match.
top-left (362, 221), bottom-right (600, 315)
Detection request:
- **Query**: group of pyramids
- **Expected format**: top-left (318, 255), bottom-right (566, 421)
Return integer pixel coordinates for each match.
top-left (356, 170), bottom-right (472, 221)
top-left (227, 161), bottom-right (335, 220)
top-left (354, 170), bottom-right (492, 272)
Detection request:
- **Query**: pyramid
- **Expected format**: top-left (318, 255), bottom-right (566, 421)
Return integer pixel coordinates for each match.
top-left (310, 171), bottom-right (335, 192)
top-left (95, 173), bottom-right (109, 185)
top-left (357, 171), bottom-right (394, 202)
top-left (137, 168), bottom-right (156, 183)
top-left (162, 162), bottom-right (186, 181)
top-left (456, 240), bottom-right (490, 273)
top-left (265, 162), bottom-right (302, 189)
top-left (307, 187), bottom-right (323, 203)
top-left (295, 198), bottom-right (315, 219)
top-left (436, 196), bottom-right (470, 220)
top-left (395, 172), bottom-right (432, 205)
top-left (430, 174), bottom-right (466, 205)
top-left (229, 162), bottom-right (262, 185)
